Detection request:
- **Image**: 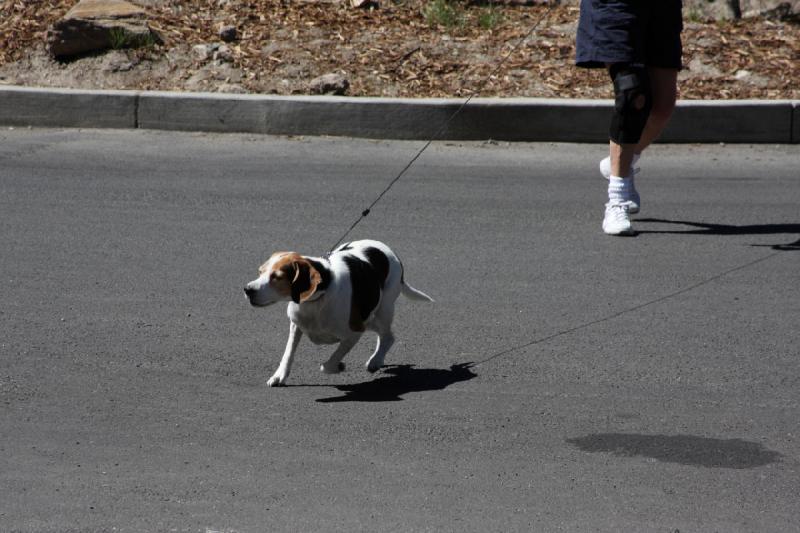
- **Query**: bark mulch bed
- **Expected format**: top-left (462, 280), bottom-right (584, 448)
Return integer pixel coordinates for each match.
top-left (1, 1), bottom-right (798, 99)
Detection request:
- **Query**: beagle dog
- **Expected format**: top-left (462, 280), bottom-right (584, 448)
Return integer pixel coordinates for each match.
top-left (244, 240), bottom-right (433, 387)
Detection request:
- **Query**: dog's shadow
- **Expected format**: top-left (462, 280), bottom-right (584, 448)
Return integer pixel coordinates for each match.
top-left (314, 362), bottom-right (477, 403)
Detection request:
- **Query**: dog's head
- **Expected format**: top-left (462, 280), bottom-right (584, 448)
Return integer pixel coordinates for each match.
top-left (244, 252), bottom-right (322, 307)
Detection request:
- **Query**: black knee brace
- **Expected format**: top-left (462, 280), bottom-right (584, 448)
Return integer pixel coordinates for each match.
top-left (609, 65), bottom-right (652, 145)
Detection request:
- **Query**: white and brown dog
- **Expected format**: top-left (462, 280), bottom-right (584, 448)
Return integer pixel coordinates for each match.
top-left (244, 240), bottom-right (433, 386)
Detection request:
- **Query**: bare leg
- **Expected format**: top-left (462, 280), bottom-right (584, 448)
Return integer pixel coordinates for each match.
top-left (609, 141), bottom-right (638, 178)
top-left (609, 67), bottom-right (678, 175)
top-left (267, 321), bottom-right (302, 387)
top-left (321, 335), bottom-right (361, 374)
top-left (635, 67), bottom-right (679, 154)
top-left (603, 63), bottom-right (642, 234)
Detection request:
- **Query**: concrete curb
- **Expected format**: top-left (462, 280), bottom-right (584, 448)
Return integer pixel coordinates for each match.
top-left (1, 85), bottom-right (798, 143)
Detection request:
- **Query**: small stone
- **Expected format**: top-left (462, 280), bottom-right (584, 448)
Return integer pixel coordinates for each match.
top-left (218, 25), bottom-right (238, 42)
top-left (214, 44), bottom-right (234, 63)
top-left (687, 57), bottom-right (722, 78)
top-left (192, 43), bottom-right (218, 61)
top-left (101, 50), bottom-right (136, 72)
top-left (734, 68), bottom-right (769, 88)
top-left (308, 72), bottom-right (349, 95)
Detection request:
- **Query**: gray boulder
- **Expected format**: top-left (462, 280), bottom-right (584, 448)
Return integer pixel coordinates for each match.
top-left (560, 0), bottom-right (799, 21)
top-left (677, 0), bottom-right (799, 21)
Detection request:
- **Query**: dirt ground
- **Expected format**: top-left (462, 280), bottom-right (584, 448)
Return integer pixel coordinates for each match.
top-left (1, 1), bottom-right (799, 99)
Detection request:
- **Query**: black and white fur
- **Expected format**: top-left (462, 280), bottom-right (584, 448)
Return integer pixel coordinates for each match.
top-left (244, 240), bottom-right (433, 387)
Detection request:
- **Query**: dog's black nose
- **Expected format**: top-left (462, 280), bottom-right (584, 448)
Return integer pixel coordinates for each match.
top-left (244, 286), bottom-right (256, 297)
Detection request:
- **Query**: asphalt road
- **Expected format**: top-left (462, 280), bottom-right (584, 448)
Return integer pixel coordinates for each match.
top-left (1, 128), bottom-right (798, 533)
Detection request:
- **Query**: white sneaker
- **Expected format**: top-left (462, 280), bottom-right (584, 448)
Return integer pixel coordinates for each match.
top-left (603, 201), bottom-right (635, 235)
top-left (600, 156), bottom-right (641, 214)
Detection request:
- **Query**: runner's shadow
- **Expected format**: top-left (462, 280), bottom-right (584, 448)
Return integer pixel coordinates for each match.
top-left (636, 218), bottom-right (800, 250)
top-left (315, 362), bottom-right (477, 403)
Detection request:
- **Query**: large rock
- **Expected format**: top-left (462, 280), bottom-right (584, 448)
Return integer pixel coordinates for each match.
top-left (677, 0), bottom-right (799, 20)
top-left (47, 0), bottom-right (162, 60)
top-left (560, 0), bottom-right (799, 21)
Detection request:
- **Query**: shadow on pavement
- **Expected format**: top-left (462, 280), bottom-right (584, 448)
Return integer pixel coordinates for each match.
top-left (636, 218), bottom-right (800, 251)
top-left (567, 433), bottom-right (782, 469)
top-left (315, 362), bottom-right (477, 403)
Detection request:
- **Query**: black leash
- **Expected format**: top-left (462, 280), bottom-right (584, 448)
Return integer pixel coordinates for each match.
top-left (329, 1), bottom-right (558, 252)
top-left (473, 250), bottom-right (782, 367)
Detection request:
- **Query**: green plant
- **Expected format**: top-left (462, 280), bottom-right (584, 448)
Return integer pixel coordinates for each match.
top-left (477, 5), bottom-right (503, 30)
top-left (685, 8), bottom-right (705, 23)
top-left (108, 28), bottom-right (158, 50)
top-left (108, 27), bottom-right (131, 50)
top-left (423, 0), bottom-right (465, 29)
top-left (137, 32), bottom-right (158, 49)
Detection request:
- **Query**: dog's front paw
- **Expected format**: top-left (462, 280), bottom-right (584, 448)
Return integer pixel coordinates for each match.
top-left (267, 373), bottom-right (287, 387)
top-left (320, 361), bottom-right (345, 374)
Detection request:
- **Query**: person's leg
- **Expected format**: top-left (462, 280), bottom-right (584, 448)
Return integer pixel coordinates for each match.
top-left (605, 69), bottom-right (676, 173)
top-left (635, 67), bottom-right (679, 154)
top-left (607, 67), bottom-right (672, 181)
top-left (607, 63), bottom-right (651, 178)
top-left (609, 139), bottom-right (638, 178)
top-left (575, 0), bottom-right (648, 235)
top-left (602, 62), bottom-right (649, 234)
top-left (637, 0), bottom-right (682, 153)
top-left (604, 137), bottom-right (638, 235)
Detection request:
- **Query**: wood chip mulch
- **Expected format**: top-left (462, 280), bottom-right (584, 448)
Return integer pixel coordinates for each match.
top-left (1, 0), bottom-right (798, 99)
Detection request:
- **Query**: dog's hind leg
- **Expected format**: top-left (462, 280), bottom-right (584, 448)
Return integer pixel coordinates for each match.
top-left (366, 331), bottom-right (395, 373)
top-left (321, 335), bottom-right (360, 374)
top-left (366, 305), bottom-right (396, 373)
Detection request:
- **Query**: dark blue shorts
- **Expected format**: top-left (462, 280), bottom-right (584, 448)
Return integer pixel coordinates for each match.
top-left (576, 0), bottom-right (683, 69)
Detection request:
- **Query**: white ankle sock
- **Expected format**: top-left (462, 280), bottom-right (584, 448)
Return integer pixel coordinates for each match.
top-left (608, 175), bottom-right (633, 204)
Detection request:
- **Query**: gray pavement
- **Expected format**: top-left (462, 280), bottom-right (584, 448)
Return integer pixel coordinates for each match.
top-left (1, 128), bottom-right (799, 532)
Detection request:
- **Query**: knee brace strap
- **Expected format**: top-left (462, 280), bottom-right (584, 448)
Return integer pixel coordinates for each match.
top-left (609, 65), bottom-right (652, 145)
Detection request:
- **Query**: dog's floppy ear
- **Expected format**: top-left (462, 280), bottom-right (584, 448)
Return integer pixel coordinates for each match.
top-left (290, 258), bottom-right (322, 304)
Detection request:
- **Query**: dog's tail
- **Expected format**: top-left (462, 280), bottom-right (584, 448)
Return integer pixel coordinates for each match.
top-left (401, 280), bottom-right (434, 302)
